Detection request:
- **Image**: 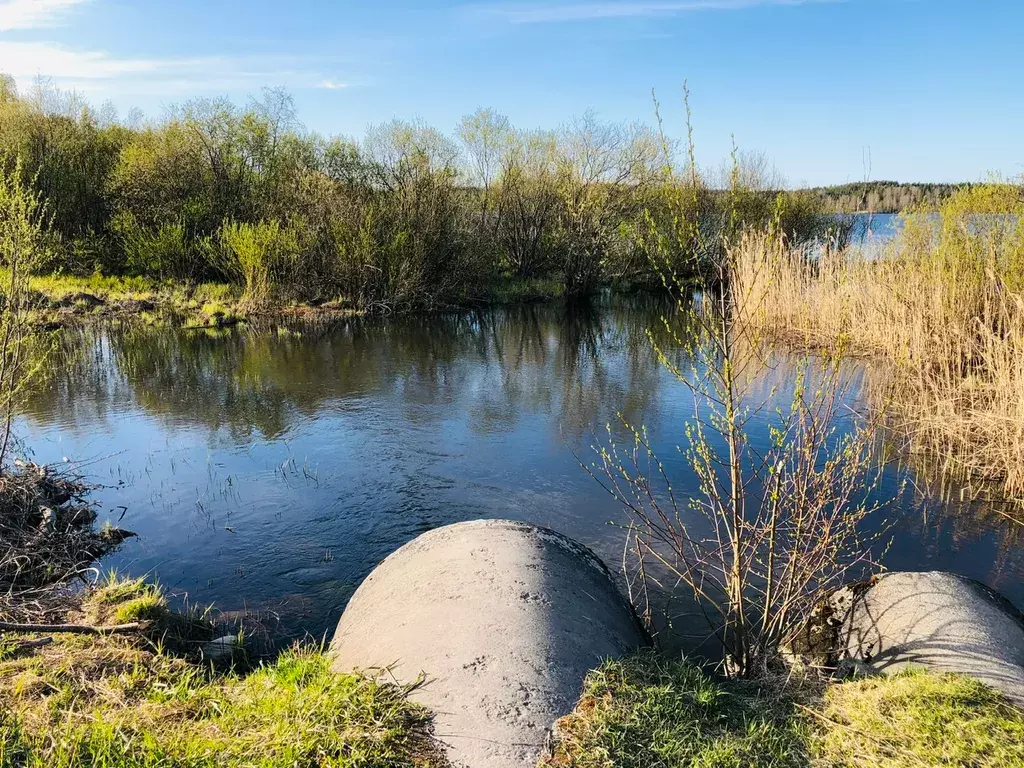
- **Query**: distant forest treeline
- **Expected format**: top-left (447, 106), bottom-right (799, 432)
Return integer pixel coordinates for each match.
top-left (808, 182), bottom-right (965, 214)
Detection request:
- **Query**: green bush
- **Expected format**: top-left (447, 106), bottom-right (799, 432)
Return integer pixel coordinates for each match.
top-left (900, 182), bottom-right (1024, 292)
top-left (111, 211), bottom-right (213, 281)
top-left (218, 219), bottom-right (300, 309)
top-left (329, 121), bottom-right (488, 310)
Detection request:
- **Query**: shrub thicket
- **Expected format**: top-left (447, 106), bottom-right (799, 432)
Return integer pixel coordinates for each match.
top-left (0, 77), bottom-right (843, 311)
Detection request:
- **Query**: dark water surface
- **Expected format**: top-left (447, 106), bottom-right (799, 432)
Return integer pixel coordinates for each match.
top-left (17, 296), bottom-right (1024, 643)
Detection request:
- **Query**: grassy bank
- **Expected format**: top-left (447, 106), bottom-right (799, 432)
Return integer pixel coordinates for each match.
top-left (17, 270), bottom-right (568, 329)
top-left (6, 599), bottom-right (1023, 768)
top-left (23, 271), bottom-right (351, 329)
top-left (0, 577), bottom-right (440, 768)
top-left (0, 458), bottom-right (437, 767)
top-left (543, 653), bottom-right (1024, 768)
top-left (20, 272), bottom-right (243, 328)
top-left (733, 182), bottom-right (1024, 509)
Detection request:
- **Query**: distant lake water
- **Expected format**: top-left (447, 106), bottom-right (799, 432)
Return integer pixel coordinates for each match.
top-left (851, 212), bottom-right (901, 242)
top-left (17, 294), bottom-right (1024, 647)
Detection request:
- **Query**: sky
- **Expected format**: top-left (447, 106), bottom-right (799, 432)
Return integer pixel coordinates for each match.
top-left (0, 0), bottom-right (1020, 186)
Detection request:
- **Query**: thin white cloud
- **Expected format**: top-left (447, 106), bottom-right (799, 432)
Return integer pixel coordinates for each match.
top-left (0, 0), bottom-right (87, 31)
top-left (0, 42), bottom-right (162, 80)
top-left (0, 41), bottom-right (348, 96)
top-left (318, 79), bottom-right (348, 90)
top-left (473, 0), bottom-right (837, 24)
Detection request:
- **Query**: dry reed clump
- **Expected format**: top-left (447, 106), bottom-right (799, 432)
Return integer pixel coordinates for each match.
top-left (732, 183), bottom-right (1024, 505)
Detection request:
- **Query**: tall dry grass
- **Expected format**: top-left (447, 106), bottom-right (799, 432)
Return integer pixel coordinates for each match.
top-left (733, 183), bottom-right (1024, 505)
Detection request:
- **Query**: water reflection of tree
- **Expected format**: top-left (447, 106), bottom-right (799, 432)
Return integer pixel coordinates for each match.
top-left (905, 460), bottom-right (1024, 587)
top-left (21, 296), bottom-right (689, 444)
top-left (463, 295), bottom-right (693, 439)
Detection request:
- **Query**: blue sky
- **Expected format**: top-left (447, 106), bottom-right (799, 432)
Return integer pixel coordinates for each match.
top-left (0, 0), bottom-right (1020, 185)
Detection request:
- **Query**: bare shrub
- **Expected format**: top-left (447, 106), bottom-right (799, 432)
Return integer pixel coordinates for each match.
top-left (593, 220), bottom-right (893, 677)
top-left (327, 121), bottom-right (485, 311)
top-left (554, 113), bottom-right (661, 298)
top-left (584, 91), bottom-right (893, 676)
top-left (0, 158), bottom-right (50, 465)
top-left (494, 129), bottom-right (562, 278)
top-left (0, 160), bottom-right (136, 619)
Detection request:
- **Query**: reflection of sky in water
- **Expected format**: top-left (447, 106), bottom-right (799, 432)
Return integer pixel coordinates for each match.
top-left (848, 212), bottom-right (901, 259)
top-left (16, 297), bottom-right (1024, 644)
top-left (856, 212), bottom-right (901, 240)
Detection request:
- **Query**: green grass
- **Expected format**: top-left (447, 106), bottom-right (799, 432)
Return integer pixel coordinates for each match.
top-left (0, 646), bottom-right (437, 768)
top-left (815, 668), bottom-right (1024, 768)
top-left (197, 301), bottom-right (242, 325)
top-left (25, 271), bottom-right (166, 300)
top-left (18, 270), bottom-right (239, 310)
top-left (88, 574), bottom-right (157, 605)
top-left (84, 574), bottom-right (184, 628)
top-left (483, 275), bottom-right (565, 304)
top-left (20, 271), bottom-right (239, 304)
top-left (17, 269), bottom-right (577, 329)
top-left (543, 653), bottom-right (1024, 768)
top-left (0, 577), bottom-right (439, 768)
top-left (14, 270), bottom-right (252, 328)
top-left (541, 652), bottom-right (808, 768)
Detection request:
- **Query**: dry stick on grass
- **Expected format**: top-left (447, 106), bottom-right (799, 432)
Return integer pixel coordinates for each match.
top-left (11, 636), bottom-right (53, 649)
top-left (0, 619), bottom-right (152, 635)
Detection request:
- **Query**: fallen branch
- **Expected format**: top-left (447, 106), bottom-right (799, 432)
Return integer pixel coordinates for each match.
top-left (15, 636), bottom-right (53, 647)
top-left (5, 637), bottom-right (54, 654)
top-left (0, 620), bottom-right (151, 636)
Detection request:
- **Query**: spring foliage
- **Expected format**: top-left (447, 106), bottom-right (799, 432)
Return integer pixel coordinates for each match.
top-left (0, 78), bottom-right (841, 311)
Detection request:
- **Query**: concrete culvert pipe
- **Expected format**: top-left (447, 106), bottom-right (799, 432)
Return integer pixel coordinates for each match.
top-left (837, 571), bottom-right (1024, 707)
top-left (329, 519), bottom-right (648, 768)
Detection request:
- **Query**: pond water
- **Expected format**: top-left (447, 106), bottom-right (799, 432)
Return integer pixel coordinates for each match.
top-left (851, 212), bottom-right (901, 242)
top-left (17, 295), bottom-right (1024, 646)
